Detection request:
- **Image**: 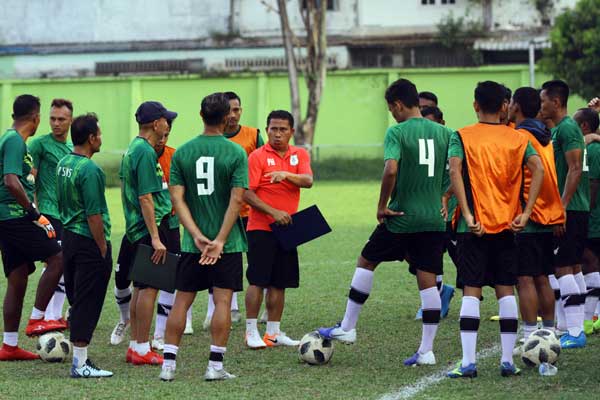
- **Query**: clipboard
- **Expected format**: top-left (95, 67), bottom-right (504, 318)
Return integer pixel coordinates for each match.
top-left (270, 205), bottom-right (332, 251)
top-left (128, 244), bottom-right (180, 293)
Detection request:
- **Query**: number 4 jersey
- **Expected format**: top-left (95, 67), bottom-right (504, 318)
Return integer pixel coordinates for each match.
top-left (384, 117), bottom-right (452, 233)
top-left (169, 134), bottom-right (249, 254)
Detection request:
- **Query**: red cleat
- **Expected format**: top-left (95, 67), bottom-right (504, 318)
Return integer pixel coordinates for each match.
top-left (25, 318), bottom-right (64, 337)
top-left (126, 348), bottom-right (133, 363)
top-left (0, 344), bottom-right (40, 361)
top-left (131, 350), bottom-right (163, 366)
top-left (56, 318), bottom-right (69, 330)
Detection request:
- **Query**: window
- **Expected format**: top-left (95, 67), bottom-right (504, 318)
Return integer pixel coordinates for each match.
top-left (421, 0), bottom-right (455, 4)
top-left (421, 0), bottom-right (435, 4)
top-left (441, 0), bottom-right (455, 4)
top-left (302, 0), bottom-right (338, 11)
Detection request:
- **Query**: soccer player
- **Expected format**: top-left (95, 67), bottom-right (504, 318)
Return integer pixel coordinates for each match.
top-left (29, 98), bottom-right (74, 329)
top-left (573, 108), bottom-right (600, 335)
top-left (57, 113), bottom-right (113, 378)
top-left (116, 101), bottom-right (176, 365)
top-left (244, 110), bottom-right (312, 349)
top-left (319, 79), bottom-right (452, 367)
top-left (500, 85), bottom-right (513, 126)
top-left (540, 80), bottom-right (590, 348)
top-left (0, 95), bottom-right (64, 361)
top-left (159, 93), bottom-right (248, 382)
top-left (508, 87), bottom-right (565, 346)
top-left (203, 91), bottom-right (264, 330)
top-left (421, 106), bottom-right (445, 125)
top-left (447, 81), bottom-right (544, 378)
top-left (418, 91), bottom-right (438, 110)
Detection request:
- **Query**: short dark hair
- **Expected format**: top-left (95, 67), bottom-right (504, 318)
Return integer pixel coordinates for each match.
top-left (503, 85), bottom-right (512, 102)
top-left (51, 98), bottom-right (73, 113)
top-left (385, 79), bottom-right (419, 108)
top-left (575, 108), bottom-right (600, 133)
top-left (541, 79), bottom-right (570, 107)
top-left (266, 110), bottom-right (294, 128)
top-left (421, 106), bottom-right (444, 122)
top-left (70, 113), bottom-right (99, 146)
top-left (224, 91), bottom-right (241, 105)
top-left (512, 87), bottom-right (541, 119)
top-left (474, 81), bottom-right (506, 114)
top-left (418, 91), bottom-right (438, 105)
top-left (12, 94), bottom-right (40, 120)
top-left (200, 93), bottom-right (231, 126)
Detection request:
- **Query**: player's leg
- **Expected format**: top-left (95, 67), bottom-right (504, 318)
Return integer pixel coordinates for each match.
top-left (245, 284), bottom-right (266, 348)
top-left (582, 245), bottom-right (600, 334)
top-left (131, 285), bottom-right (162, 365)
top-left (111, 236), bottom-right (133, 345)
top-left (185, 303), bottom-right (193, 334)
top-left (515, 233), bottom-right (543, 345)
top-left (128, 288), bottom-right (139, 361)
top-left (535, 234), bottom-right (557, 332)
top-left (203, 287), bottom-right (215, 331)
top-left (231, 292), bottom-right (241, 322)
top-left (548, 273), bottom-right (567, 333)
top-left (160, 290), bottom-right (196, 382)
top-left (152, 290), bottom-right (175, 350)
top-left (207, 287), bottom-right (235, 380)
top-left (44, 217), bottom-right (67, 327)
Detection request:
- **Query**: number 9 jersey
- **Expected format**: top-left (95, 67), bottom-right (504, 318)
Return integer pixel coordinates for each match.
top-left (169, 135), bottom-right (248, 254)
top-left (383, 118), bottom-right (452, 233)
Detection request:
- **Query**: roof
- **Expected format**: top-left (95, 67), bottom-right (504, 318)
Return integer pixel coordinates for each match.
top-left (474, 35), bottom-right (550, 51)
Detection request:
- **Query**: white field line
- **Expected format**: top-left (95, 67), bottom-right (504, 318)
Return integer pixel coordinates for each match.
top-left (378, 345), bottom-right (501, 400)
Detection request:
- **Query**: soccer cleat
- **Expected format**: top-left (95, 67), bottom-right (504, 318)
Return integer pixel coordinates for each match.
top-left (584, 320), bottom-right (594, 335)
top-left (414, 308), bottom-right (423, 320)
top-left (560, 332), bottom-right (586, 349)
top-left (403, 351), bottom-right (436, 366)
top-left (554, 328), bottom-right (568, 337)
top-left (447, 362), bottom-right (477, 378)
top-left (245, 330), bottom-right (267, 349)
top-left (204, 366), bottom-right (236, 381)
top-left (110, 321), bottom-right (129, 345)
top-left (71, 359), bottom-right (113, 378)
top-left (0, 344), bottom-right (40, 361)
top-left (25, 318), bottom-right (63, 337)
top-left (159, 365), bottom-right (176, 382)
top-left (231, 309), bottom-right (242, 324)
top-left (152, 338), bottom-right (164, 351)
top-left (259, 309), bottom-right (268, 324)
top-left (500, 362), bottom-right (521, 377)
top-left (263, 332), bottom-right (300, 347)
top-left (57, 318), bottom-right (69, 330)
top-left (318, 323), bottom-right (356, 344)
top-left (440, 284), bottom-right (455, 318)
top-left (489, 315), bottom-right (500, 321)
top-left (131, 350), bottom-right (163, 366)
top-left (126, 348), bottom-right (133, 363)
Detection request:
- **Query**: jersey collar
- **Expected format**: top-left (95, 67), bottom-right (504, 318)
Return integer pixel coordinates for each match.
top-left (264, 143), bottom-right (294, 159)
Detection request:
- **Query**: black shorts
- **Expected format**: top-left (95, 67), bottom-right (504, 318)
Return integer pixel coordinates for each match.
top-left (246, 230), bottom-right (299, 289)
top-left (586, 238), bottom-right (600, 260)
top-left (0, 217), bottom-right (62, 278)
top-left (360, 224), bottom-right (444, 275)
top-left (165, 227), bottom-right (181, 255)
top-left (176, 252), bottom-right (243, 292)
top-left (516, 232), bottom-right (554, 277)
top-left (554, 211), bottom-right (589, 268)
top-left (457, 231), bottom-right (518, 288)
top-left (47, 215), bottom-right (64, 243)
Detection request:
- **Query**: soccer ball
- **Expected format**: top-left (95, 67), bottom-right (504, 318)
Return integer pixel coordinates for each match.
top-left (521, 328), bottom-right (561, 367)
top-left (298, 331), bottom-right (333, 365)
top-left (37, 332), bottom-right (72, 363)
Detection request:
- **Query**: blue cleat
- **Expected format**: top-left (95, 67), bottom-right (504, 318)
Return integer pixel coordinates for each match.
top-left (318, 322), bottom-right (356, 344)
top-left (500, 362), bottom-right (521, 377)
top-left (415, 308), bottom-right (423, 320)
top-left (440, 284), bottom-right (455, 318)
top-left (403, 351), bottom-right (436, 366)
top-left (447, 362), bottom-right (477, 378)
top-left (560, 331), bottom-right (586, 349)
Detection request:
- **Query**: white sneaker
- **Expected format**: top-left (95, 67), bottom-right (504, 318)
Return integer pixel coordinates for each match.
top-left (71, 359), bottom-right (113, 378)
top-left (259, 309), bottom-right (268, 324)
top-left (245, 330), bottom-right (267, 349)
top-left (184, 319), bottom-right (194, 335)
top-left (152, 337), bottom-right (165, 351)
top-left (159, 365), bottom-right (176, 381)
top-left (110, 321), bottom-right (129, 345)
top-left (202, 313), bottom-right (211, 331)
top-left (204, 366), bottom-right (236, 381)
top-left (231, 309), bottom-right (242, 323)
top-left (318, 323), bottom-right (356, 344)
top-left (263, 332), bottom-right (300, 347)
top-left (403, 351), bottom-right (436, 366)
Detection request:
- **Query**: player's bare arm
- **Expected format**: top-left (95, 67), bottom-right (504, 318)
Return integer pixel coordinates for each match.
top-left (589, 97), bottom-right (600, 113)
top-left (264, 171), bottom-right (313, 188)
top-left (87, 214), bottom-right (108, 258)
top-left (169, 184), bottom-right (210, 252)
top-left (243, 189), bottom-right (291, 225)
top-left (376, 159), bottom-right (404, 223)
top-left (511, 154), bottom-right (544, 232)
top-left (441, 187), bottom-right (454, 220)
top-left (4, 173), bottom-right (31, 209)
top-left (562, 148), bottom-right (583, 208)
top-left (138, 193), bottom-right (166, 264)
top-left (449, 156), bottom-right (483, 236)
top-left (584, 133), bottom-right (600, 145)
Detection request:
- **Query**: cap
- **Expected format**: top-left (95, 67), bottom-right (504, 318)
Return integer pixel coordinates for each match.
top-left (135, 101), bottom-right (178, 124)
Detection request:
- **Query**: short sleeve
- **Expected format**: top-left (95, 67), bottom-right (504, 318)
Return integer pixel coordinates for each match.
top-left (560, 124), bottom-right (584, 153)
top-left (256, 130), bottom-right (264, 148)
top-left (247, 151), bottom-right (262, 191)
top-left (136, 150), bottom-right (162, 196)
top-left (231, 149), bottom-right (248, 189)
top-left (383, 127), bottom-right (401, 162)
top-left (296, 148), bottom-right (313, 176)
top-left (447, 132), bottom-right (464, 159)
top-left (523, 142), bottom-right (539, 164)
top-left (589, 145), bottom-right (600, 180)
top-left (2, 134), bottom-right (25, 176)
top-left (169, 151), bottom-right (184, 187)
top-left (28, 138), bottom-right (42, 169)
top-left (80, 164), bottom-right (107, 216)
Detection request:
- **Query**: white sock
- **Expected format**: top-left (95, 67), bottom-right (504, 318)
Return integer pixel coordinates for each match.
top-left (207, 293), bottom-right (215, 319)
top-left (3, 332), bottom-right (18, 347)
top-left (231, 292), bottom-right (239, 311)
top-left (114, 287), bottom-right (131, 323)
top-left (246, 319), bottom-right (258, 333)
top-left (44, 295), bottom-right (56, 321)
top-left (418, 286), bottom-right (441, 354)
top-left (341, 268), bottom-right (374, 332)
top-left (187, 304), bottom-right (193, 324)
top-left (559, 274), bottom-right (583, 336)
top-left (459, 296), bottom-right (480, 367)
top-left (498, 295), bottom-right (518, 365)
top-left (584, 272), bottom-right (600, 320)
top-left (163, 344), bottom-right (178, 369)
top-left (52, 276), bottom-right (66, 321)
top-left (436, 275), bottom-right (443, 293)
top-left (30, 307), bottom-right (44, 320)
top-left (596, 301), bottom-right (600, 317)
top-left (129, 340), bottom-right (137, 350)
top-left (136, 341), bottom-right (150, 356)
top-left (208, 345), bottom-right (226, 370)
top-left (522, 323), bottom-right (537, 340)
top-left (154, 291), bottom-right (175, 339)
top-left (73, 346), bottom-right (87, 368)
top-left (266, 321), bottom-right (280, 336)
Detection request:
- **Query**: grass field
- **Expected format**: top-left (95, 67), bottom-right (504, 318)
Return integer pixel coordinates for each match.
top-left (0, 181), bottom-right (598, 399)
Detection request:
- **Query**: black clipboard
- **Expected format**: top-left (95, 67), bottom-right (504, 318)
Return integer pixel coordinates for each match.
top-left (128, 244), bottom-right (180, 293)
top-left (270, 205), bottom-right (332, 251)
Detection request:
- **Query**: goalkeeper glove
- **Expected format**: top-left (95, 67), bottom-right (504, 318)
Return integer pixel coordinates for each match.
top-left (26, 203), bottom-right (56, 239)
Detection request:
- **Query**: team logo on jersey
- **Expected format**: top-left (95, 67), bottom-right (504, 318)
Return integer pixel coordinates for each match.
top-left (290, 154), bottom-right (298, 166)
top-left (156, 163), bottom-right (164, 178)
top-left (267, 158), bottom-right (276, 166)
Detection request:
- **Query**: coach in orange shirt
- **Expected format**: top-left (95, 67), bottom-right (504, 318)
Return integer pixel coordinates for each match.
top-left (243, 110), bottom-right (312, 349)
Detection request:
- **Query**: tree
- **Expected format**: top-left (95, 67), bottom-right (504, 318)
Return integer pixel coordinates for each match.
top-left (540, 0), bottom-right (600, 100)
top-left (273, 0), bottom-right (327, 151)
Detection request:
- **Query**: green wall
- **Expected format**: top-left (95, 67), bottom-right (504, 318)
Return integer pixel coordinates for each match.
top-left (0, 66), bottom-right (588, 156)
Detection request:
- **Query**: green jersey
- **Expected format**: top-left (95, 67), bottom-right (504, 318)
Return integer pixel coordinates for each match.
top-left (0, 129), bottom-right (35, 220)
top-left (383, 118), bottom-right (452, 233)
top-left (587, 142), bottom-right (600, 238)
top-left (120, 137), bottom-right (171, 242)
top-left (57, 153), bottom-right (111, 241)
top-left (552, 116), bottom-right (590, 212)
top-left (28, 133), bottom-right (73, 219)
top-left (170, 135), bottom-right (248, 254)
